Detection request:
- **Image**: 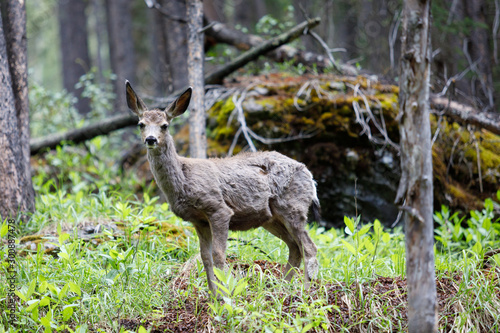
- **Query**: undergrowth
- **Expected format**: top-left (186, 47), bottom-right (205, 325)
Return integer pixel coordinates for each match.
top-left (0, 116), bottom-right (499, 332)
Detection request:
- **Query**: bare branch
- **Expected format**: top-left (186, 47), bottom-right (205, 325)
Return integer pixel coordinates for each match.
top-left (493, 0), bottom-right (500, 64)
top-left (308, 30), bottom-right (344, 74)
top-left (389, 10), bottom-right (402, 70)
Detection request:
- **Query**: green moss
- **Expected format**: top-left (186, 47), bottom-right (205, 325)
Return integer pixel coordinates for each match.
top-left (209, 98), bottom-right (236, 126)
top-left (20, 235), bottom-right (44, 242)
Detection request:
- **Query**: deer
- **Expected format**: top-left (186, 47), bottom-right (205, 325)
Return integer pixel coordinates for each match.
top-left (125, 81), bottom-right (320, 296)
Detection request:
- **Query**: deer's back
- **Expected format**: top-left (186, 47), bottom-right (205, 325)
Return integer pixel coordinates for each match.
top-left (177, 151), bottom-right (314, 229)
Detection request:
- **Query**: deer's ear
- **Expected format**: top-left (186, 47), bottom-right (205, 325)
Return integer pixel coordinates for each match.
top-left (125, 80), bottom-right (148, 117)
top-left (165, 87), bottom-right (192, 120)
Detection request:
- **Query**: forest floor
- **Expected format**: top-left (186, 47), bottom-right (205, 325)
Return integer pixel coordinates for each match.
top-left (117, 259), bottom-right (496, 333)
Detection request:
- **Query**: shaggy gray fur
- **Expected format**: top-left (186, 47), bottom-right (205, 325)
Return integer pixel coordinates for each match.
top-left (126, 81), bottom-right (320, 295)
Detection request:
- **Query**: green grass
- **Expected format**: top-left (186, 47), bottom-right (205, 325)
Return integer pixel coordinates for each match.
top-left (1, 136), bottom-right (499, 332)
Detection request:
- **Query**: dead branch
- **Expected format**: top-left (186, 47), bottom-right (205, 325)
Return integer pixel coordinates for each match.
top-left (204, 19), bottom-right (357, 75)
top-left (30, 113), bottom-right (138, 155)
top-left (228, 86), bottom-right (318, 156)
top-left (307, 30), bottom-right (345, 74)
top-left (205, 17), bottom-right (322, 84)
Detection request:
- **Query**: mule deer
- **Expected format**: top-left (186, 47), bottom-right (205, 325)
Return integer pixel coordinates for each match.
top-left (125, 81), bottom-right (320, 295)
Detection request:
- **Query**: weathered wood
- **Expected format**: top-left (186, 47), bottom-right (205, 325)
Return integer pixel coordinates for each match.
top-left (397, 1), bottom-right (437, 332)
top-left (30, 114), bottom-right (138, 155)
top-left (30, 18), bottom-right (322, 155)
top-left (187, 0), bottom-right (207, 159)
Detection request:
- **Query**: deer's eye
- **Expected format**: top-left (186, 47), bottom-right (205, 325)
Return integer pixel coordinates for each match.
top-left (138, 122), bottom-right (145, 129)
top-left (161, 124), bottom-right (168, 130)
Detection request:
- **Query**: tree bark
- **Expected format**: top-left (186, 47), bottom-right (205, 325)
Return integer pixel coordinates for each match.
top-left (150, 6), bottom-right (170, 95)
top-left (187, 0), bottom-right (206, 159)
top-left (105, 0), bottom-right (136, 114)
top-left (396, 1), bottom-right (437, 332)
top-left (58, 0), bottom-right (91, 116)
top-left (0, 1), bottom-right (35, 220)
top-left (158, 0), bottom-right (188, 91)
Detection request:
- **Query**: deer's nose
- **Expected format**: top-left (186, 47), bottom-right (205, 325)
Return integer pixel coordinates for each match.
top-left (145, 136), bottom-right (158, 146)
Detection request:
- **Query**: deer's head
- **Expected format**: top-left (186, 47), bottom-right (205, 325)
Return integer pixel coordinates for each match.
top-left (125, 81), bottom-right (192, 149)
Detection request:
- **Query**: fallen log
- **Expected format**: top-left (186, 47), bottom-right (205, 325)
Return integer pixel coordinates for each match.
top-left (204, 20), bottom-right (358, 75)
top-left (30, 18), bottom-right (321, 155)
top-left (30, 114), bottom-right (138, 155)
top-left (431, 96), bottom-right (500, 136)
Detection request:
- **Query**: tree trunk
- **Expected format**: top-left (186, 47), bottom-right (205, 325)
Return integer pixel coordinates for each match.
top-left (150, 6), bottom-right (170, 95)
top-left (187, 0), bottom-right (206, 159)
top-left (92, 0), bottom-right (108, 84)
top-left (0, 1), bottom-right (35, 220)
top-left (396, 1), bottom-right (437, 332)
top-left (233, 0), bottom-right (266, 32)
top-left (105, 0), bottom-right (136, 114)
top-left (203, 0), bottom-right (225, 22)
top-left (463, 0), bottom-right (495, 111)
top-left (58, 0), bottom-right (91, 116)
top-left (293, 0), bottom-right (316, 51)
top-left (158, 0), bottom-right (188, 91)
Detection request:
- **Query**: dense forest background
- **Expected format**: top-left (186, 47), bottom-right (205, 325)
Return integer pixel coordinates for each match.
top-left (27, 0), bottom-right (500, 116)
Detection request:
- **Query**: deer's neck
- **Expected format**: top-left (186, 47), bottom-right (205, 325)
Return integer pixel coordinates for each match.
top-left (147, 135), bottom-right (185, 201)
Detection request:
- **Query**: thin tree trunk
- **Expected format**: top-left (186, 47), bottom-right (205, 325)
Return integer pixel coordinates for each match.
top-left (293, 0), bottom-right (316, 51)
top-left (92, 0), bottom-right (107, 84)
top-left (463, 0), bottom-right (495, 110)
top-left (58, 0), bottom-right (91, 116)
top-left (105, 0), bottom-right (136, 114)
top-left (159, 0), bottom-right (188, 91)
top-left (0, 1), bottom-right (35, 220)
top-left (396, 1), bottom-right (437, 332)
top-left (203, 0), bottom-right (225, 22)
top-left (233, 0), bottom-right (265, 32)
top-left (187, 0), bottom-right (206, 159)
top-left (150, 6), bottom-right (170, 95)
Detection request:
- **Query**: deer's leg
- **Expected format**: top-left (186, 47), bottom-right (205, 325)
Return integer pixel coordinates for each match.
top-left (208, 207), bottom-right (232, 271)
top-left (193, 223), bottom-right (217, 295)
top-left (263, 221), bottom-right (302, 281)
top-left (286, 213), bottom-right (319, 287)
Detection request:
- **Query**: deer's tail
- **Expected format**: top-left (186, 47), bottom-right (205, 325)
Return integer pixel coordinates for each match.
top-left (312, 196), bottom-right (321, 223)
